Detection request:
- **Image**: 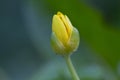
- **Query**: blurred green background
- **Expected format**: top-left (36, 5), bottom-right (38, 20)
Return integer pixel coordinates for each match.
top-left (0, 0), bottom-right (120, 80)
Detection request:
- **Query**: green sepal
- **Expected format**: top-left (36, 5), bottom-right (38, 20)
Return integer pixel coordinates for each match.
top-left (67, 27), bottom-right (80, 53)
top-left (51, 27), bottom-right (80, 56)
top-left (51, 32), bottom-right (66, 55)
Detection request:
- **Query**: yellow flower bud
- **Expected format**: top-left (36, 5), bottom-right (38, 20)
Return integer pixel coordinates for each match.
top-left (51, 12), bottom-right (80, 55)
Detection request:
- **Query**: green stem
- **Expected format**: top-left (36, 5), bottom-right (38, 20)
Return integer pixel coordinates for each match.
top-left (64, 55), bottom-right (80, 80)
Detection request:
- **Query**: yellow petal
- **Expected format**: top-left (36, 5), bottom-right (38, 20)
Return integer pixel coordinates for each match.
top-left (57, 12), bottom-right (73, 38)
top-left (51, 12), bottom-right (80, 55)
top-left (52, 15), bottom-right (68, 45)
top-left (64, 15), bottom-right (73, 38)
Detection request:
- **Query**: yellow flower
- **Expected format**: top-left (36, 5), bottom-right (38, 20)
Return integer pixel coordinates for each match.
top-left (51, 12), bottom-right (80, 55)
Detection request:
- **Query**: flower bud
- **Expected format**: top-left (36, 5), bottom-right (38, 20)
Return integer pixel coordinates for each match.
top-left (51, 12), bottom-right (80, 55)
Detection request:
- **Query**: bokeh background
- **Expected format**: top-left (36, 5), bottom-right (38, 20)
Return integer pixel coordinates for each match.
top-left (0, 0), bottom-right (120, 80)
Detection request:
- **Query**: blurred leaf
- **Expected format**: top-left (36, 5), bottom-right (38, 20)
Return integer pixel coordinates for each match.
top-left (42, 0), bottom-right (120, 70)
top-left (29, 58), bottom-right (71, 80)
top-left (29, 58), bottom-right (117, 80)
top-left (31, 0), bottom-right (120, 79)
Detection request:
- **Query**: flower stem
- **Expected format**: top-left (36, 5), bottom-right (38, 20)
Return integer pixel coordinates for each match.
top-left (64, 55), bottom-right (80, 80)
